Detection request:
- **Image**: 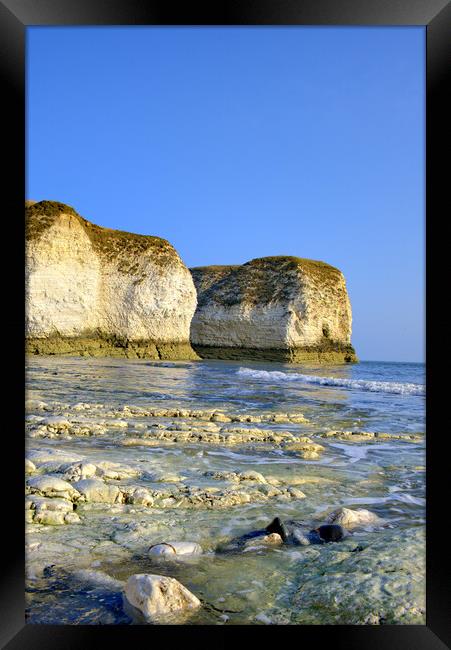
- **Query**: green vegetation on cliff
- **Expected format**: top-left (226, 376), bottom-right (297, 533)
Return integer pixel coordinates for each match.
top-left (26, 200), bottom-right (179, 273)
top-left (191, 256), bottom-right (343, 308)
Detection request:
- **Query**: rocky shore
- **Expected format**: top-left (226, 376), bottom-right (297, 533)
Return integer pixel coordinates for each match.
top-left (25, 357), bottom-right (425, 625)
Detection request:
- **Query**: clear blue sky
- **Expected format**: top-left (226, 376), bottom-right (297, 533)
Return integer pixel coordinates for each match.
top-left (26, 27), bottom-right (425, 362)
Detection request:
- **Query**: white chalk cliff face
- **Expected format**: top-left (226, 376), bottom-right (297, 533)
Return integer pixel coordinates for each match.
top-left (26, 201), bottom-right (198, 359)
top-left (190, 257), bottom-right (357, 363)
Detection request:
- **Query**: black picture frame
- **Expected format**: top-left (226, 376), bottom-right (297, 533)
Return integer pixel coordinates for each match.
top-left (2, 0), bottom-right (449, 647)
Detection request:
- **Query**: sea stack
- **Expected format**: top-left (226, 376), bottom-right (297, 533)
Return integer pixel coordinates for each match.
top-left (25, 201), bottom-right (199, 359)
top-left (190, 257), bottom-right (357, 363)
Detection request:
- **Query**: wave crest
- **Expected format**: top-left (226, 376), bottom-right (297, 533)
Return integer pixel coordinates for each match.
top-left (236, 367), bottom-right (425, 396)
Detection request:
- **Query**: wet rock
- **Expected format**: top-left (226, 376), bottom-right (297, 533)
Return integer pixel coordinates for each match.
top-left (265, 518), bottom-right (344, 546)
top-left (95, 461), bottom-right (140, 480)
top-left (167, 422), bottom-right (194, 431)
top-left (210, 412), bottom-right (232, 423)
top-left (25, 458), bottom-right (36, 474)
top-left (256, 484), bottom-right (283, 498)
top-left (41, 416), bottom-right (72, 429)
top-left (122, 425), bottom-right (308, 446)
top-left (63, 512), bottom-right (81, 524)
top-left (25, 399), bottom-right (49, 411)
top-left (290, 528), bottom-right (425, 624)
top-left (286, 487), bottom-right (307, 499)
top-left (26, 495), bottom-right (73, 513)
top-left (33, 510), bottom-right (81, 525)
top-left (26, 475), bottom-right (81, 501)
top-left (283, 441), bottom-right (325, 453)
top-left (238, 471), bottom-right (267, 483)
top-left (269, 414), bottom-right (292, 423)
top-left (107, 419), bottom-right (129, 429)
top-left (26, 495), bottom-right (80, 525)
top-left (123, 487), bottom-right (154, 506)
top-left (204, 470), bottom-right (277, 486)
top-left (203, 471), bottom-right (240, 482)
top-left (326, 507), bottom-right (382, 528)
top-left (27, 449), bottom-right (83, 466)
top-left (122, 438), bottom-right (175, 447)
top-left (73, 402), bottom-right (94, 411)
top-left (298, 450), bottom-right (321, 460)
top-left (219, 526), bottom-right (285, 553)
top-left (145, 470), bottom-right (186, 483)
top-left (123, 574), bottom-right (201, 622)
top-left (242, 533), bottom-right (283, 550)
top-left (318, 430), bottom-right (422, 444)
top-left (148, 541), bottom-right (203, 557)
top-left (76, 478), bottom-right (122, 504)
top-left (60, 462), bottom-right (97, 482)
top-left (287, 413), bottom-right (309, 423)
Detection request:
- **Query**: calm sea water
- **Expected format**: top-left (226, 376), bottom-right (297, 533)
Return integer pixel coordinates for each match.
top-left (25, 358), bottom-right (426, 625)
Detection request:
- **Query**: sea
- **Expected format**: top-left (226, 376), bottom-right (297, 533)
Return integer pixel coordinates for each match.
top-left (25, 358), bottom-right (426, 625)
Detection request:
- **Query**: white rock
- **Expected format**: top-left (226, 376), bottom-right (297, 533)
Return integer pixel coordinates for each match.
top-left (299, 450), bottom-right (320, 460)
top-left (124, 574), bottom-right (201, 621)
top-left (27, 475), bottom-right (81, 501)
top-left (41, 416), bottom-right (71, 428)
top-left (26, 495), bottom-right (73, 513)
top-left (107, 420), bottom-right (129, 429)
top-left (25, 458), bottom-right (36, 474)
top-left (25, 496), bottom-right (79, 525)
top-left (76, 478), bottom-right (122, 504)
top-left (255, 612), bottom-right (272, 624)
top-left (25, 399), bottom-right (48, 411)
top-left (238, 471), bottom-right (267, 484)
top-left (210, 413), bottom-right (231, 423)
top-left (63, 512), bottom-right (81, 524)
top-left (33, 510), bottom-right (67, 525)
top-left (61, 462), bottom-right (97, 482)
top-left (243, 533), bottom-right (283, 550)
top-left (125, 487), bottom-right (154, 506)
top-left (96, 461), bottom-right (139, 480)
top-left (148, 542), bottom-right (203, 557)
top-left (32, 510), bottom-right (81, 525)
top-left (27, 449), bottom-right (83, 465)
top-left (326, 507), bottom-right (382, 528)
top-left (286, 487), bottom-right (307, 499)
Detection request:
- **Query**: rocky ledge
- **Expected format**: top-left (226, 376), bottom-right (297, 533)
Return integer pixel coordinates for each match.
top-left (26, 201), bottom-right (198, 360)
top-left (190, 257), bottom-right (357, 363)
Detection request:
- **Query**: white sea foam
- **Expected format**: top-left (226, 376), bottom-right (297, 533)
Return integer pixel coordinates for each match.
top-left (237, 367), bottom-right (425, 396)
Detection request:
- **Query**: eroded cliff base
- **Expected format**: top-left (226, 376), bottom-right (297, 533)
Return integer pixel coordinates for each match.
top-left (192, 341), bottom-right (358, 364)
top-left (26, 334), bottom-right (200, 361)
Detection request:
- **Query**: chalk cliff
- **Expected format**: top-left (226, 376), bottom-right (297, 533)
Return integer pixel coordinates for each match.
top-left (26, 201), bottom-right (199, 359)
top-left (190, 257), bottom-right (357, 363)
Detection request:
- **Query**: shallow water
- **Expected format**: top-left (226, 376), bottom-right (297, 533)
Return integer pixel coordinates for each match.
top-left (25, 358), bottom-right (425, 625)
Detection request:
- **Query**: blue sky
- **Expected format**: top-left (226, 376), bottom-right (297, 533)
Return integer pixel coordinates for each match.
top-left (27, 27), bottom-right (425, 362)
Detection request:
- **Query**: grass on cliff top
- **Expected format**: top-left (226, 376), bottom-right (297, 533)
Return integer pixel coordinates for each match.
top-left (246, 256), bottom-right (341, 274)
top-left (25, 200), bottom-right (179, 272)
top-left (192, 257), bottom-right (340, 274)
top-left (192, 256), bottom-right (344, 307)
top-left (191, 265), bottom-right (240, 272)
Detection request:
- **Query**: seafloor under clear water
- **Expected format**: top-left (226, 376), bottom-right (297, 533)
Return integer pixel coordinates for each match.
top-left (25, 358), bottom-right (425, 625)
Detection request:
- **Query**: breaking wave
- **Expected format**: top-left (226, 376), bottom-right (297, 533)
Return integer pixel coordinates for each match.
top-left (236, 367), bottom-right (425, 396)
